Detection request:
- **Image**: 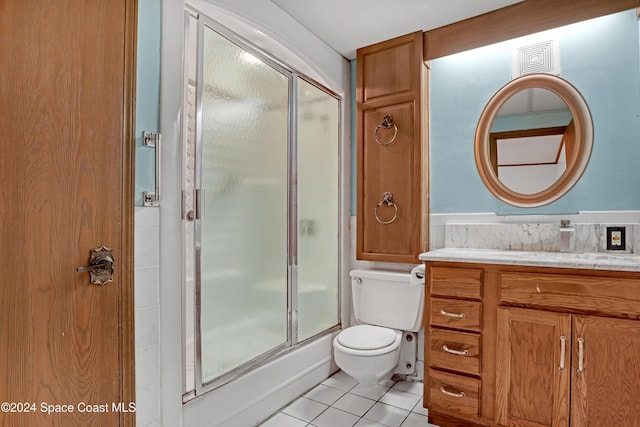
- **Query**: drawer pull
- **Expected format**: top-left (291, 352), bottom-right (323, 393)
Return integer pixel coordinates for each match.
top-left (442, 345), bottom-right (469, 356)
top-left (559, 336), bottom-right (566, 370)
top-left (440, 386), bottom-right (466, 398)
top-left (440, 309), bottom-right (466, 319)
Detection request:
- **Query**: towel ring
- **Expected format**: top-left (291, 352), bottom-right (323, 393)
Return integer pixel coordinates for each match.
top-left (374, 115), bottom-right (398, 146)
top-left (374, 192), bottom-right (398, 225)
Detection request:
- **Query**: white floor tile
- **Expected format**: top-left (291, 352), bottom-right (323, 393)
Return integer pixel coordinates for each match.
top-left (350, 383), bottom-right (390, 401)
top-left (379, 388), bottom-right (422, 411)
top-left (282, 397), bottom-right (328, 422)
top-left (312, 407), bottom-right (360, 427)
top-left (364, 402), bottom-right (409, 427)
top-left (260, 412), bottom-right (308, 427)
top-left (322, 371), bottom-right (359, 391)
top-left (410, 400), bottom-right (428, 416)
top-left (377, 378), bottom-right (396, 388)
top-left (354, 418), bottom-right (388, 427)
top-left (392, 381), bottom-right (423, 396)
top-left (400, 412), bottom-right (429, 427)
top-left (305, 384), bottom-right (346, 405)
top-left (333, 393), bottom-right (376, 417)
top-left (260, 374), bottom-right (430, 427)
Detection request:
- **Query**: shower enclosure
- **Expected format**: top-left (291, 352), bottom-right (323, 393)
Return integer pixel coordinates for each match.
top-left (183, 11), bottom-right (341, 395)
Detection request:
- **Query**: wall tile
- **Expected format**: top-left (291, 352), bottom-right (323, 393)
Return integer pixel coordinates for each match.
top-left (134, 207), bottom-right (161, 427)
top-left (134, 225), bottom-right (160, 268)
top-left (135, 266), bottom-right (160, 309)
top-left (136, 381), bottom-right (162, 427)
top-left (135, 305), bottom-right (160, 349)
top-left (136, 344), bottom-right (161, 390)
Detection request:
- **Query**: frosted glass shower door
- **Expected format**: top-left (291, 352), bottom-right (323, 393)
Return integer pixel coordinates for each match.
top-left (198, 26), bottom-right (290, 383)
top-left (297, 79), bottom-right (340, 341)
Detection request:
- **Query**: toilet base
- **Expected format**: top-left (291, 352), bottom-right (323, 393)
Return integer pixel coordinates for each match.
top-left (395, 331), bottom-right (418, 375)
top-left (334, 346), bottom-right (400, 387)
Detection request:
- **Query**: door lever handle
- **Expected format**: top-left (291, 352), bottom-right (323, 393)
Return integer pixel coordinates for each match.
top-left (77, 246), bottom-right (114, 286)
top-left (77, 259), bottom-right (112, 273)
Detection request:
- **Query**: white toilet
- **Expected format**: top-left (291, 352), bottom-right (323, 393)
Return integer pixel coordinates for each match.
top-left (333, 266), bottom-right (425, 386)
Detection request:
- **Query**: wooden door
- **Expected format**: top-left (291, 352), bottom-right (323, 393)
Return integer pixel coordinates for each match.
top-left (496, 308), bottom-right (570, 427)
top-left (571, 315), bottom-right (640, 427)
top-left (0, 1), bottom-right (136, 426)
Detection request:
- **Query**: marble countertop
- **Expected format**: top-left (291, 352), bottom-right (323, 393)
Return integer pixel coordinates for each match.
top-left (419, 248), bottom-right (640, 272)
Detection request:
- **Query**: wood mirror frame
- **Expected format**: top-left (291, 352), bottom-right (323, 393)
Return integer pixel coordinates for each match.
top-left (474, 74), bottom-right (593, 207)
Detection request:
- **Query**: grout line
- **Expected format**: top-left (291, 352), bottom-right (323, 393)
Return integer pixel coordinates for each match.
top-left (262, 374), bottom-right (428, 427)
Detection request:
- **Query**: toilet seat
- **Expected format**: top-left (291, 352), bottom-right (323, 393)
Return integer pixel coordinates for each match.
top-left (334, 325), bottom-right (402, 356)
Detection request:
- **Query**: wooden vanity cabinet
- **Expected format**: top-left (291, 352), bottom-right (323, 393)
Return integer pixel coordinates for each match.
top-left (356, 31), bottom-right (427, 263)
top-left (497, 310), bottom-right (640, 427)
top-left (497, 270), bottom-right (640, 427)
top-left (425, 261), bottom-right (640, 427)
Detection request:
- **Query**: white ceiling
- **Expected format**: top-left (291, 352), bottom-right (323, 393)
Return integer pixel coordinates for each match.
top-left (270, 0), bottom-right (524, 60)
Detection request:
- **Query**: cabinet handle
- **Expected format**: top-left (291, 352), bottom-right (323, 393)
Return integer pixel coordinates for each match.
top-left (440, 386), bottom-right (466, 398)
top-left (439, 309), bottom-right (466, 319)
top-left (442, 345), bottom-right (469, 356)
top-left (559, 336), bottom-right (566, 370)
top-left (577, 337), bottom-right (585, 374)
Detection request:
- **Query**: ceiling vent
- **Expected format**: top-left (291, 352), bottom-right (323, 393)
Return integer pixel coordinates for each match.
top-left (512, 39), bottom-right (561, 79)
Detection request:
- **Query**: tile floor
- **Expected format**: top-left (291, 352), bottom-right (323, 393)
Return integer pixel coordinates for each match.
top-left (259, 371), bottom-right (439, 427)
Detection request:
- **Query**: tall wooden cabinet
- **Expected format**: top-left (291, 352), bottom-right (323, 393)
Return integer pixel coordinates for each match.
top-left (424, 260), bottom-right (640, 427)
top-left (356, 31), bottom-right (428, 262)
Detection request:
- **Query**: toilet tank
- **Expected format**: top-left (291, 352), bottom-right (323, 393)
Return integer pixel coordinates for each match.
top-left (350, 266), bottom-right (425, 332)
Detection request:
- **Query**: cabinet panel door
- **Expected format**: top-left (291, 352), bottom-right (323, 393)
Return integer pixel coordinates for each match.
top-left (360, 102), bottom-right (418, 259)
top-left (496, 308), bottom-right (570, 427)
top-left (571, 316), bottom-right (640, 427)
top-left (358, 31), bottom-right (422, 105)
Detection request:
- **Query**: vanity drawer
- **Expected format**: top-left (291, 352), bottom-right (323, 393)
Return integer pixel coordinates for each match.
top-left (430, 329), bottom-right (480, 376)
top-left (500, 272), bottom-right (640, 318)
top-left (429, 369), bottom-right (480, 417)
top-left (430, 298), bottom-right (482, 332)
top-left (430, 267), bottom-right (483, 300)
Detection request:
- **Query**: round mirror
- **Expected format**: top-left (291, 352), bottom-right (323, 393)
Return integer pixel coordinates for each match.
top-left (475, 74), bottom-right (593, 207)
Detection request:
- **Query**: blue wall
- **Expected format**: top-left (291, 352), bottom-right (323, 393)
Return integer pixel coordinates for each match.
top-left (430, 10), bottom-right (640, 214)
top-left (135, 0), bottom-right (161, 206)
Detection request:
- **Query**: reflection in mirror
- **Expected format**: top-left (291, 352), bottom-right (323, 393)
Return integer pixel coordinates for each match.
top-left (489, 88), bottom-right (574, 194)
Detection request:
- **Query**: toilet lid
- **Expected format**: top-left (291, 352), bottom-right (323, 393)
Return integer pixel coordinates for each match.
top-left (337, 325), bottom-right (397, 350)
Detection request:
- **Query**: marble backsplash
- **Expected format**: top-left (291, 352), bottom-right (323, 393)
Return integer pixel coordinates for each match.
top-left (445, 222), bottom-right (639, 255)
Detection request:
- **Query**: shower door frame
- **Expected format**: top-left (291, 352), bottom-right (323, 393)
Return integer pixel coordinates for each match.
top-left (185, 11), bottom-right (343, 399)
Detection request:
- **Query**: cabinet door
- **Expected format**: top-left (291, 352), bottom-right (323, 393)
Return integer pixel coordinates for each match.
top-left (496, 308), bottom-right (570, 427)
top-left (571, 316), bottom-right (640, 427)
top-left (360, 103), bottom-right (418, 259)
top-left (356, 31), bottom-right (425, 263)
